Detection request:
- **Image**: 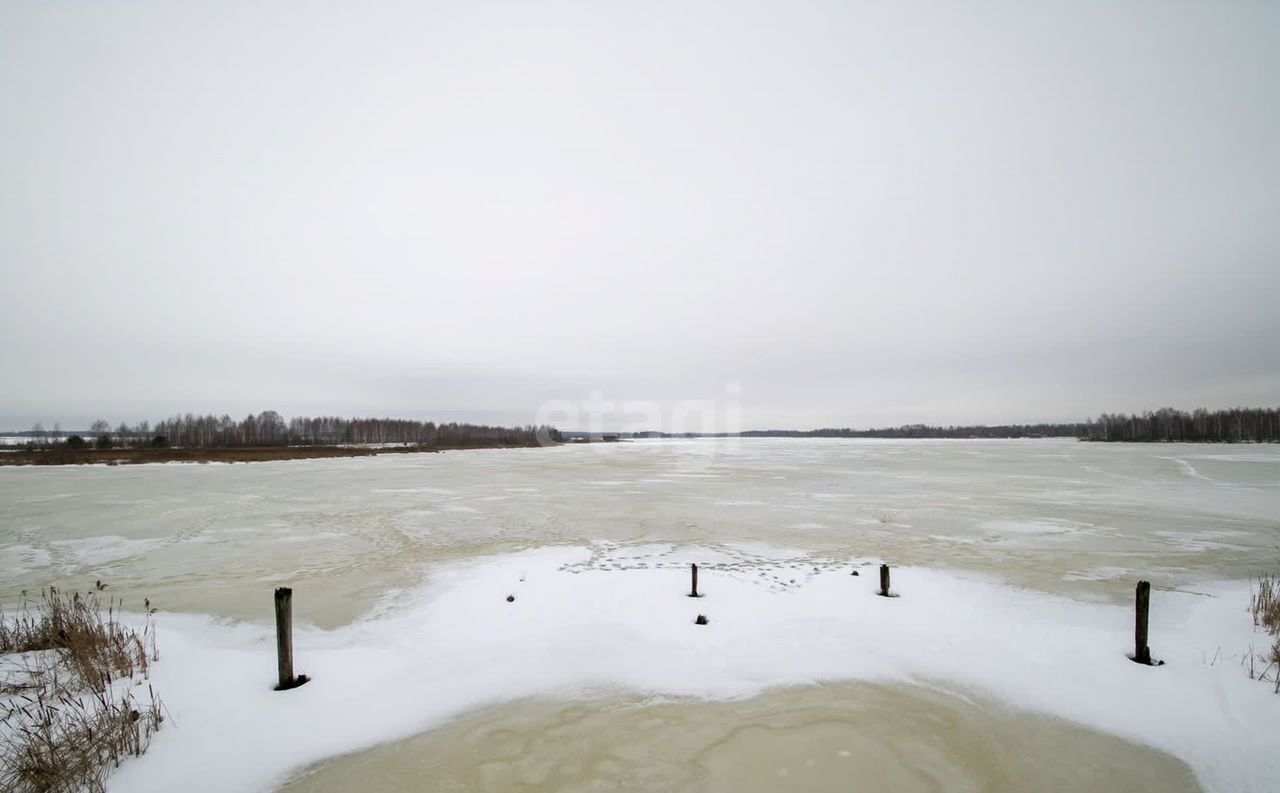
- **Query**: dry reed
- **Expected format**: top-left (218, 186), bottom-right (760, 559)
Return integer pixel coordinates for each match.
top-left (1250, 573), bottom-right (1279, 635)
top-left (1, 587), bottom-right (163, 793)
top-left (1247, 573), bottom-right (1280, 693)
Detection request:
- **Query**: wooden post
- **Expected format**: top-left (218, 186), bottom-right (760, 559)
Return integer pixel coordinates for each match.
top-left (274, 587), bottom-right (308, 690)
top-left (690, 563), bottom-right (699, 598)
top-left (879, 564), bottom-right (890, 597)
top-left (1134, 580), bottom-right (1151, 665)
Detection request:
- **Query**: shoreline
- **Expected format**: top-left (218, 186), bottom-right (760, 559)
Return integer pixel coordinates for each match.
top-left (105, 547), bottom-right (1276, 793)
top-left (0, 441), bottom-right (554, 467)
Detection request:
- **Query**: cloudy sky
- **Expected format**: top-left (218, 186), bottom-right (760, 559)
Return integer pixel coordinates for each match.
top-left (1, 0), bottom-right (1276, 431)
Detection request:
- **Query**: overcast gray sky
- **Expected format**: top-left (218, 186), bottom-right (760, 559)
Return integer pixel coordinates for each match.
top-left (1, 0), bottom-right (1277, 431)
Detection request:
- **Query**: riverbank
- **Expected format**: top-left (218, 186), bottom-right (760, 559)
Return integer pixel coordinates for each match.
top-left (0, 441), bottom-right (553, 466)
top-left (109, 546), bottom-right (1275, 793)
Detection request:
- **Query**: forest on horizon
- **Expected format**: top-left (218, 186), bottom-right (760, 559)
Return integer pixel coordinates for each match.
top-left (6, 405), bottom-right (1278, 448)
top-left (628, 406), bottom-right (1280, 443)
top-left (11, 412), bottom-right (559, 449)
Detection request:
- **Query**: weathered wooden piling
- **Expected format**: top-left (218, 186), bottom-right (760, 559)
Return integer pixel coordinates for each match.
top-left (274, 587), bottom-right (309, 690)
top-left (689, 563), bottom-right (699, 598)
top-left (1134, 580), bottom-right (1151, 665)
top-left (879, 564), bottom-right (891, 597)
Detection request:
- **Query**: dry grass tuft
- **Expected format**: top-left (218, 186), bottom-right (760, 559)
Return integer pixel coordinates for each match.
top-left (1250, 573), bottom-right (1280, 635)
top-left (0, 682), bottom-right (163, 793)
top-left (1246, 574), bottom-right (1280, 693)
top-left (0, 588), bottom-right (156, 691)
top-left (1, 587), bottom-right (163, 793)
top-left (1272, 640), bottom-right (1280, 695)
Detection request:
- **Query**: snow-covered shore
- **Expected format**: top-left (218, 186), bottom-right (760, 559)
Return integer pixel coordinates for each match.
top-left (110, 545), bottom-right (1277, 793)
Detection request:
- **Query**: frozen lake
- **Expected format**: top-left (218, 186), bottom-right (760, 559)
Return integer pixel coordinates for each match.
top-left (4, 438), bottom-right (1276, 624)
top-left (1, 438), bottom-right (1277, 791)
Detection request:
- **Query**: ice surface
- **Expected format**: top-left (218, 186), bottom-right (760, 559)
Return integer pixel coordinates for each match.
top-left (50, 535), bottom-right (169, 567)
top-left (0, 543), bottom-right (51, 574)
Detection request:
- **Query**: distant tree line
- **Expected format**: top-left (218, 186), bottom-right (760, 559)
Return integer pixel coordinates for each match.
top-left (739, 422), bottom-right (1082, 439)
top-left (627, 424), bottom-right (1081, 439)
top-left (1078, 407), bottom-right (1279, 443)
top-left (10, 406), bottom-right (1278, 448)
top-left (15, 412), bottom-right (561, 450)
top-left (625, 405), bottom-right (1279, 442)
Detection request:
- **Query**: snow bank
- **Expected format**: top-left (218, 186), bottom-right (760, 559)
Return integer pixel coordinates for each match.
top-left (109, 546), bottom-right (1277, 793)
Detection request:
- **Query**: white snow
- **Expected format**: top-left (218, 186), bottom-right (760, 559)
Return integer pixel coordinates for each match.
top-left (106, 545), bottom-right (1278, 793)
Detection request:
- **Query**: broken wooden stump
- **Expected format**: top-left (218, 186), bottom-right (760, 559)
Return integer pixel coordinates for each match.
top-left (1133, 580), bottom-right (1153, 665)
top-left (274, 587), bottom-right (310, 691)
